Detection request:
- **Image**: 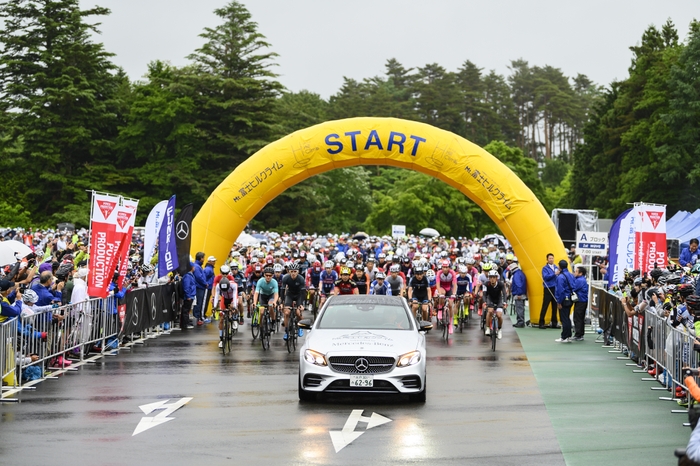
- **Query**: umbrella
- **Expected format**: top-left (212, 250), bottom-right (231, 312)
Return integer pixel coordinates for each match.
top-left (419, 227), bottom-right (440, 238)
top-left (0, 240), bottom-right (33, 266)
top-left (311, 238), bottom-right (329, 248)
top-left (236, 232), bottom-right (260, 247)
top-left (251, 233), bottom-right (269, 244)
top-left (483, 234), bottom-right (509, 247)
top-left (353, 231), bottom-right (368, 240)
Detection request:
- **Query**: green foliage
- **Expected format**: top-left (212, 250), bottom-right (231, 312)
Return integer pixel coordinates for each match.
top-left (541, 158), bottom-right (571, 187)
top-left (0, 201), bottom-right (32, 228)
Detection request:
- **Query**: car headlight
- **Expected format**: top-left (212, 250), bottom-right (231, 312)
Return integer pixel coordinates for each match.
top-left (397, 351), bottom-right (421, 367)
top-left (304, 349), bottom-right (327, 367)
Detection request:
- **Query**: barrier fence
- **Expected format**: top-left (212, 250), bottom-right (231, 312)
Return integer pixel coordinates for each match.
top-left (591, 285), bottom-right (700, 399)
top-left (1, 282), bottom-right (180, 398)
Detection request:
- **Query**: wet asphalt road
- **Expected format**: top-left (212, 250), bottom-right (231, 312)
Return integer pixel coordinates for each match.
top-left (1, 312), bottom-right (565, 466)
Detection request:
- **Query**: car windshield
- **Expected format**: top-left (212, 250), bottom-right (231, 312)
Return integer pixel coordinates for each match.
top-left (317, 303), bottom-right (413, 330)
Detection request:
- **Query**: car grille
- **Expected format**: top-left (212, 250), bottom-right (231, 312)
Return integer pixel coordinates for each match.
top-left (324, 379), bottom-right (399, 393)
top-left (328, 356), bottom-right (396, 374)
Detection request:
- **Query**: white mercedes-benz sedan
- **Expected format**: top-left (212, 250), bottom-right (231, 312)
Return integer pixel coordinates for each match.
top-left (298, 295), bottom-right (432, 402)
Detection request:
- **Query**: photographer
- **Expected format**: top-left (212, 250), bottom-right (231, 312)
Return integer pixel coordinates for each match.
top-left (30, 271), bottom-right (64, 306)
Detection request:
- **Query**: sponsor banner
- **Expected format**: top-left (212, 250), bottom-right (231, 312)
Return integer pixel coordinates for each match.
top-left (175, 204), bottom-right (194, 276)
top-left (144, 200), bottom-right (168, 265)
top-left (608, 208), bottom-right (632, 288)
top-left (114, 199), bottom-right (139, 290)
top-left (158, 195), bottom-right (179, 277)
top-left (88, 193), bottom-right (121, 297)
top-left (119, 283), bottom-right (177, 336)
top-left (391, 225), bottom-right (406, 239)
top-left (636, 205), bottom-right (667, 273)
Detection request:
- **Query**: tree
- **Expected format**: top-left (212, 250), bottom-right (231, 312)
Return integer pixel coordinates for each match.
top-left (0, 0), bottom-right (124, 223)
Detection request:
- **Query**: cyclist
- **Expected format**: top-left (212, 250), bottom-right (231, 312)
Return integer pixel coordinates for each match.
top-left (484, 269), bottom-right (506, 340)
top-left (334, 267), bottom-right (359, 295)
top-left (229, 262), bottom-right (246, 321)
top-left (212, 264), bottom-right (234, 319)
top-left (370, 271), bottom-right (391, 295)
top-left (436, 260), bottom-right (458, 333)
top-left (408, 265), bottom-right (432, 320)
top-left (319, 261), bottom-right (338, 306)
top-left (246, 263), bottom-right (264, 316)
top-left (353, 266), bottom-right (369, 294)
top-left (281, 262), bottom-right (305, 341)
top-left (455, 264), bottom-right (473, 323)
top-left (305, 260), bottom-right (322, 308)
top-left (216, 270), bottom-right (237, 348)
top-left (253, 266), bottom-right (279, 326)
top-left (386, 265), bottom-right (405, 298)
top-left (365, 256), bottom-right (378, 282)
top-left (298, 251), bottom-right (310, 275)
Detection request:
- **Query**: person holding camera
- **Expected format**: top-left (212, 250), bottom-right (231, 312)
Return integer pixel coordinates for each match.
top-left (554, 260), bottom-right (575, 343)
top-left (30, 271), bottom-right (63, 306)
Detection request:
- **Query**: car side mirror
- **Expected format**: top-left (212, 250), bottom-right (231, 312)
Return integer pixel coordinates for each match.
top-left (298, 319), bottom-right (312, 329)
top-left (419, 321), bottom-right (433, 331)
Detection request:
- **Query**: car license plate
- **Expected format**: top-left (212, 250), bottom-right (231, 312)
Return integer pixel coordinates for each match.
top-left (350, 375), bottom-right (374, 387)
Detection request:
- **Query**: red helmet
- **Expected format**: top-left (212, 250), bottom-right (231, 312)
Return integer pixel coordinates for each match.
top-left (253, 263), bottom-right (263, 272)
top-left (441, 260), bottom-right (451, 268)
top-left (265, 255), bottom-right (274, 265)
top-left (313, 260), bottom-right (321, 267)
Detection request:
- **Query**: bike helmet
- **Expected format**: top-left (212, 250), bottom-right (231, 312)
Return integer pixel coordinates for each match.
top-left (21, 289), bottom-right (39, 304)
top-left (273, 263), bottom-right (284, 273)
top-left (273, 250), bottom-right (282, 257)
top-left (440, 251), bottom-right (448, 258)
top-left (253, 263), bottom-right (263, 273)
top-left (142, 264), bottom-right (154, 274)
top-left (313, 260), bottom-right (321, 268)
top-left (390, 264), bottom-right (400, 273)
top-left (414, 265), bottom-right (425, 274)
top-left (340, 257), bottom-right (348, 265)
top-left (633, 276), bottom-right (643, 287)
top-left (426, 269), bottom-right (436, 280)
top-left (299, 251), bottom-right (307, 258)
top-left (457, 265), bottom-right (468, 273)
top-left (686, 294), bottom-right (700, 310)
top-left (256, 251), bottom-right (265, 259)
top-left (346, 260), bottom-right (355, 269)
top-left (391, 255), bottom-right (400, 263)
top-left (265, 255), bottom-right (274, 265)
top-left (230, 261), bottom-right (240, 269)
top-left (691, 264), bottom-right (700, 275)
top-left (679, 283), bottom-right (695, 297)
top-left (263, 266), bottom-right (275, 275)
top-left (220, 265), bottom-right (230, 274)
top-left (482, 262), bottom-right (493, 271)
top-left (488, 270), bottom-right (499, 278)
top-left (367, 256), bottom-right (375, 263)
top-left (375, 272), bottom-right (386, 280)
top-left (288, 262), bottom-right (300, 271)
top-left (441, 260), bottom-right (451, 268)
top-left (466, 257), bottom-right (475, 265)
top-left (378, 253), bottom-right (386, 260)
top-left (506, 253), bottom-right (514, 261)
top-left (324, 260), bottom-right (334, 269)
top-left (340, 267), bottom-right (352, 275)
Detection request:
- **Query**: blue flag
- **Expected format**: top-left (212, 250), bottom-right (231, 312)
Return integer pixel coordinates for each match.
top-left (608, 208), bottom-right (632, 289)
top-left (158, 195), bottom-right (179, 277)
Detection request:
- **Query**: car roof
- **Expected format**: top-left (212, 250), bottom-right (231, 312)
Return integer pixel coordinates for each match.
top-left (327, 295), bottom-right (405, 306)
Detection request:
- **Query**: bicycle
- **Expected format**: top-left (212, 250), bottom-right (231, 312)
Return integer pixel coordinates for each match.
top-left (221, 306), bottom-right (239, 355)
top-left (259, 303), bottom-right (273, 351)
top-left (487, 306), bottom-right (499, 352)
top-left (286, 301), bottom-right (300, 353)
top-left (455, 295), bottom-right (466, 333)
top-left (251, 302), bottom-right (261, 340)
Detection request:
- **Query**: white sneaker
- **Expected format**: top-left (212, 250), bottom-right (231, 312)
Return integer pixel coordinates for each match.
top-left (218, 340), bottom-right (223, 348)
top-left (561, 338), bottom-right (572, 343)
top-left (497, 330), bottom-right (502, 340)
top-left (555, 338), bottom-right (564, 342)
top-left (485, 328), bottom-right (491, 336)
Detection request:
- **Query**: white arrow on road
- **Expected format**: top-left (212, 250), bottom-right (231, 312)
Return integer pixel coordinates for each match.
top-left (329, 409), bottom-right (392, 453)
top-left (133, 397), bottom-right (193, 436)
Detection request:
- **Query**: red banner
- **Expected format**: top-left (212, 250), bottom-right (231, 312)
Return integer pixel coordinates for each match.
top-left (88, 193), bottom-right (121, 297)
top-left (634, 204), bottom-right (666, 273)
top-left (112, 199), bottom-right (139, 290)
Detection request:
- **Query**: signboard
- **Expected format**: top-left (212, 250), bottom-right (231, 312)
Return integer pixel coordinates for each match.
top-left (575, 231), bottom-right (608, 255)
top-left (391, 225), bottom-right (406, 239)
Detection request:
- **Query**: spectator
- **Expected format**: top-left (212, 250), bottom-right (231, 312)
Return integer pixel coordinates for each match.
top-left (71, 267), bottom-right (89, 305)
top-left (571, 266), bottom-right (589, 341)
top-left (555, 260), bottom-right (574, 343)
top-left (204, 256), bottom-right (216, 319)
top-left (510, 262), bottom-right (527, 328)
top-left (680, 239), bottom-right (700, 267)
top-left (0, 279), bottom-right (22, 322)
top-left (181, 263), bottom-right (196, 330)
top-left (538, 253), bottom-right (559, 329)
top-left (31, 271), bottom-right (63, 306)
top-left (192, 252), bottom-right (208, 325)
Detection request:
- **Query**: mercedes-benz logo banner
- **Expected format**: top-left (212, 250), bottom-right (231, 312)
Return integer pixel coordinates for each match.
top-left (175, 203), bottom-right (194, 276)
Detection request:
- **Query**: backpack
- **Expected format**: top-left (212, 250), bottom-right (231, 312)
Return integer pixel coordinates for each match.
top-left (219, 276), bottom-right (231, 291)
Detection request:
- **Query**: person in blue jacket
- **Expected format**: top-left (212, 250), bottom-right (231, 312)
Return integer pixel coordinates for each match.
top-left (192, 252), bottom-right (208, 325)
top-left (509, 262), bottom-right (528, 328)
top-left (0, 279), bottom-right (22, 323)
top-left (555, 260), bottom-right (575, 343)
top-left (680, 239), bottom-right (700, 267)
top-left (571, 266), bottom-right (589, 341)
top-left (537, 253), bottom-right (559, 329)
top-left (181, 263), bottom-right (196, 330)
top-left (203, 256), bottom-right (216, 321)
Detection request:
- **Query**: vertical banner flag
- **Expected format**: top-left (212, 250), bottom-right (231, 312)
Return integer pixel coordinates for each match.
top-left (114, 198), bottom-right (139, 289)
top-left (158, 195), bottom-right (179, 277)
top-left (88, 192), bottom-right (121, 297)
top-left (636, 204), bottom-right (667, 273)
top-left (608, 208), bottom-right (632, 288)
top-left (144, 200), bottom-right (168, 265)
top-left (175, 203), bottom-right (194, 276)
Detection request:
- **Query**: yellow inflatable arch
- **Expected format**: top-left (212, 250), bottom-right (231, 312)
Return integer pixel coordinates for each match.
top-left (193, 117), bottom-right (565, 317)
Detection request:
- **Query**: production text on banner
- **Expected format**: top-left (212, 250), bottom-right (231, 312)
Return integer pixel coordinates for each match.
top-left (88, 192), bottom-right (121, 297)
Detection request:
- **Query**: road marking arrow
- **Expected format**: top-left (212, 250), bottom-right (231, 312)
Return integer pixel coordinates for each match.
top-left (329, 409), bottom-right (392, 452)
top-left (133, 397), bottom-right (193, 436)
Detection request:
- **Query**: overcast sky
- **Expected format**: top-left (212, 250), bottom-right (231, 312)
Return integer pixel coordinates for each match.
top-left (81, 0), bottom-right (697, 98)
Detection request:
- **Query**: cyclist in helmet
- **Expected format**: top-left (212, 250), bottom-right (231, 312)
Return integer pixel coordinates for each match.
top-left (353, 266), bottom-right (369, 295)
top-left (246, 263), bottom-right (265, 316)
top-left (455, 264), bottom-right (473, 324)
top-left (281, 262), bottom-right (306, 341)
top-left (253, 266), bottom-right (279, 326)
top-left (138, 264), bottom-right (155, 288)
top-left (370, 271), bottom-right (391, 295)
top-left (305, 260), bottom-right (323, 306)
top-left (214, 265), bottom-right (238, 348)
top-left (437, 259), bottom-right (458, 333)
top-left (229, 262), bottom-right (247, 320)
top-left (386, 264), bottom-right (405, 297)
top-left (319, 261), bottom-right (338, 306)
top-left (334, 267), bottom-right (358, 295)
top-left (408, 265), bottom-right (432, 320)
top-left (484, 269), bottom-right (506, 339)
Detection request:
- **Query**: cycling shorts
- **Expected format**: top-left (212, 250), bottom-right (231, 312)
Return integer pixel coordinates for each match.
top-left (411, 298), bottom-right (430, 304)
top-left (284, 294), bottom-right (303, 307)
top-left (223, 298), bottom-right (233, 308)
top-left (258, 294), bottom-right (275, 306)
top-left (487, 306), bottom-right (504, 314)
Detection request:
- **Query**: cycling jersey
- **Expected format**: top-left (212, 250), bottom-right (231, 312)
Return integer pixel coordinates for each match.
top-left (320, 270), bottom-right (338, 295)
top-left (408, 275), bottom-right (430, 300)
top-left (370, 280), bottom-right (391, 295)
top-left (386, 274), bottom-right (404, 296)
top-left (247, 272), bottom-right (262, 290)
top-left (306, 269), bottom-right (322, 288)
top-left (455, 274), bottom-right (472, 295)
top-left (231, 272), bottom-right (246, 294)
top-left (438, 270), bottom-right (457, 295)
top-left (484, 281), bottom-right (505, 307)
top-left (334, 279), bottom-right (358, 295)
top-left (255, 277), bottom-right (278, 296)
top-left (281, 273), bottom-right (306, 298)
top-left (353, 273), bottom-right (368, 294)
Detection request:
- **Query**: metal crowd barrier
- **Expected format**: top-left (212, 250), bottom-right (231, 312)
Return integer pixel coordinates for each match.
top-left (1, 317), bottom-right (18, 392)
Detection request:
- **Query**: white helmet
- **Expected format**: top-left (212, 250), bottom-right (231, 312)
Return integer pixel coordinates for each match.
top-left (220, 265), bottom-right (231, 274)
top-left (390, 264), bottom-right (400, 273)
top-left (426, 269), bottom-right (436, 279)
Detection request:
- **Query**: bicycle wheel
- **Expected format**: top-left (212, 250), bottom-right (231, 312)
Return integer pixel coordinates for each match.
top-left (286, 321), bottom-right (293, 353)
top-left (291, 318), bottom-right (298, 351)
top-left (261, 315), bottom-right (270, 350)
top-left (222, 314), bottom-right (231, 355)
top-left (491, 320), bottom-right (498, 351)
top-left (251, 307), bottom-right (260, 340)
top-left (442, 305), bottom-right (449, 341)
top-left (231, 311), bottom-right (238, 336)
top-left (458, 301), bottom-right (465, 333)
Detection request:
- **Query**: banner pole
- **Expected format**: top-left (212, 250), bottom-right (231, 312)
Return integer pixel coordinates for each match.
top-left (87, 190), bottom-right (95, 257)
